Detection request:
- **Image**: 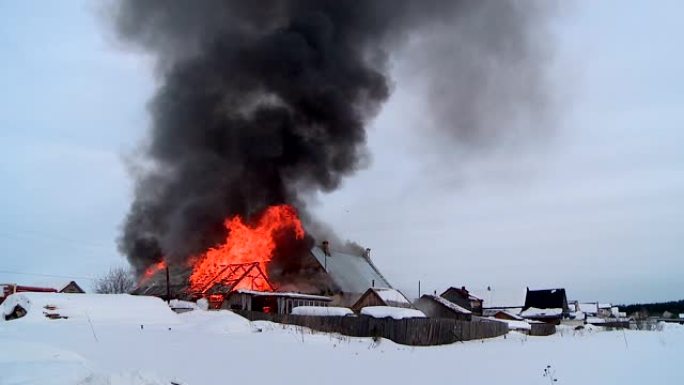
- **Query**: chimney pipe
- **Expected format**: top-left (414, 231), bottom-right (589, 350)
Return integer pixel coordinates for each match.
top-left (322, 240), bottom-right (330, 256)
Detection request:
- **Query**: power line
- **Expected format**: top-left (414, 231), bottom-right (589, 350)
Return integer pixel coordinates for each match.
top-left (0, 269), bottom-right (96, 281)
top-left (0, 230), bottom-right (113, 250)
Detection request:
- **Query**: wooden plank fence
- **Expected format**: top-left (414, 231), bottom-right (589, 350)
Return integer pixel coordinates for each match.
top-left (235, 310), bottom-right (508, 346)
top-left (530, 322), bottom-right (556, 336)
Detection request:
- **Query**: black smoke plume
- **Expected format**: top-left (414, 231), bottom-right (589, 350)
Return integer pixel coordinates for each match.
top-left (111, 1), bottom-right (555, 276)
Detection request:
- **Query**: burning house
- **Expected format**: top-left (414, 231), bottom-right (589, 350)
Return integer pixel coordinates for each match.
top-left (111, 1), bottom-right (553, 320)
top-left (132, 236), bottom-right (394, 311)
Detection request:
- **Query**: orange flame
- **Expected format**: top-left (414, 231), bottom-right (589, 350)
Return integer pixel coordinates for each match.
top-left (188, 204), bottom-right (305, 293)
top-left (141, 260), bottom-right (167, 283)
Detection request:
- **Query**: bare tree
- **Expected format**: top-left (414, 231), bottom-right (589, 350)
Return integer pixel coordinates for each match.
top-left (94, 266), bottom-right (136, 294)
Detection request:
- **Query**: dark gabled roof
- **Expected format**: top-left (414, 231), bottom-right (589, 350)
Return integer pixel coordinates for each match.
top-left (441, 286), bottom-right (482, 302)
top-left (523, 288), bottom-right (568, 311)
top-left (59, 281), bottom-right (85, 293)
top-left (352, 287), bottom-right (412, 310)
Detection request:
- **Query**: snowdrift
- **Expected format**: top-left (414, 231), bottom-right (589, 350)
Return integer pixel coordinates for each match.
top-left (2, 292), bottom-right (180, 324)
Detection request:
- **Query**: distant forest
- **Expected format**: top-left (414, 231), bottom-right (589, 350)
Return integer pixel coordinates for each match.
top-left (618, 299), bottom-right (684, 316)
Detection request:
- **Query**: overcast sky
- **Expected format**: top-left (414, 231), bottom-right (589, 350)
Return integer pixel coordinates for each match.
top-left (1, 1), bottom-right (682, 305)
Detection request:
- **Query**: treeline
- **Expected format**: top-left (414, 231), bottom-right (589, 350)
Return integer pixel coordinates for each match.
top-left (617, 299), bottom-right (684, 316)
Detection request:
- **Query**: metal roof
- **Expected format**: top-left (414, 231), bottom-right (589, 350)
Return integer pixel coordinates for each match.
top-left (310, 246), bottom-right (391, 294)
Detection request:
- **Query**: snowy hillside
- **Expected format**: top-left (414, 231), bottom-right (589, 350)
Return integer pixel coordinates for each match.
top-left (1, 293), bottom-right (682, 385)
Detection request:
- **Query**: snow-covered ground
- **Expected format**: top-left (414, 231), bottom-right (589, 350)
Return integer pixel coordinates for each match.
top-left (1, 293), bottom-right (682, 385)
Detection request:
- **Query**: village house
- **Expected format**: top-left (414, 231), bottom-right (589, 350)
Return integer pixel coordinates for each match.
top-left (414, 294), bottom-right (472, 321)
top-left (440, 286), bottom-right (483, 316)
top-left (133, 241), bottom-right (395, 309)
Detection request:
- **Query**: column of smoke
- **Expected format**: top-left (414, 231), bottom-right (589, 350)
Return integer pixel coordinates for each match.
top-left (111, 1), bottom-right (554, 287)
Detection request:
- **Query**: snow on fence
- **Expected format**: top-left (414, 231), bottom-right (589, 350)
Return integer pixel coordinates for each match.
top-left (236, 310), bottom-right (508, 346)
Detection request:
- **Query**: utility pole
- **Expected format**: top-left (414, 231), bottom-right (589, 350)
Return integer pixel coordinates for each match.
top-left (165, 265), bottom-right (171, 304)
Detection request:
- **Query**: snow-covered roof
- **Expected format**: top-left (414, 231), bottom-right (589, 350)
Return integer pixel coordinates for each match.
top-left (493, 318), bottom-right (531, 331)
top-left (234, 290), bottom-right (331, 301)
top-left (291, 306), bottom-right (354, 317)
top-left (360, 306), bottom-right (426, 320)
top-left (371, 288), bottom-right (410, 306)
top-left (520, 307), bottom-right (562, 318)
top-left (482, 309), bottom-right (523, 320)
top-left (598, 303), bottom-right (612, 309)
top-left (310, 246), bottom-right (391, 294)
top-left (424, 295), bottom-right (472, 314)
top-left (578, 303), bottom-right (598, 314)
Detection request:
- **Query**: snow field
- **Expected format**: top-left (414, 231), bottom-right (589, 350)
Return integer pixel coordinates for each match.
top-left (1, 293), bottom-right (682, 385)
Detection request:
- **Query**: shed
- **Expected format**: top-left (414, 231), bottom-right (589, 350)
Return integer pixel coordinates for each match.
top-left (414, 294), bottom-right (472, 321)
top-left (440, 286), bottom-right (483, 315)
top-left (351, 288), bottom-right (412, 312)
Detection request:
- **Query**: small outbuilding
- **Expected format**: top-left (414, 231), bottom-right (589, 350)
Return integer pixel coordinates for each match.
top-left (351, 287), bottom-right (413, 312)
top-left (414, 294), bottom-right (472, 321)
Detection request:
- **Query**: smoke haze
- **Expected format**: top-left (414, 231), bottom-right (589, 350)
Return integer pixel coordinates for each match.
top-left (110, 1), bottom-right (555, 274)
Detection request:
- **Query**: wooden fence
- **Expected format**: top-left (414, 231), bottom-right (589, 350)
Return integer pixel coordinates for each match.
top-left (529, 322), bottom-right (556, 336)
top-left (235, 310), bottom-right (508, 346)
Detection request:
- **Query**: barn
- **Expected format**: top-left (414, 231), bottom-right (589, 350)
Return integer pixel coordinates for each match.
top-left (414, 294), bottom-right (472, 321)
